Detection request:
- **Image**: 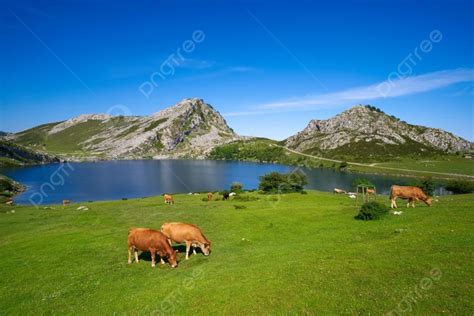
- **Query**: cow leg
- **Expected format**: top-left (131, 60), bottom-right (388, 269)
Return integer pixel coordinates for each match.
top-left (193, 246), bottom-right (197, 256)
top-left (128, 246), bottom-right (133, 264)
top-left (391, 198), bottom-right (397, 209)
top-left (134, 249), bottom-right (139, 263)
top-left (150, 250), bottom-right (156, 268)
top-left (160, 257), bottom-right (165, 265)
top-left (407, 199), bottom-right (410, 208)
top-left (185, 241), bottom-right (191, 260)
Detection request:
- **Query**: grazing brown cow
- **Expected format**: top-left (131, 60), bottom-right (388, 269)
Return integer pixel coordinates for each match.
top-left (390, 185), bottom-right (432, 209)
top-left (207, 192), bottom-right (213, 201)
top-left (164, 194), bottom-right (174, 204)
top-left (161, 222), bottom-right (211, 260)
top-left (333, 188), bottom-right (347, 194)
top-left (127, 228), bottom-right (178, 268)
top-left (63, 200), bottom-right (71, 206)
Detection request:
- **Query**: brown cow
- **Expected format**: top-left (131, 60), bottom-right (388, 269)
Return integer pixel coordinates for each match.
top-left (127, 228), bottom-right (178, 268)
top-left (63, 200), bottom-right (71, 206)
top-left (390, 185), bottom-right (432, 209)
top-left (164, 194), bottom-right (174, 205)
top-left (367, 188), bottom-right (376, 195)
top-left (333, 188), bottom-right (347, 194)
top-left (161, 222), bottom-right (211, 260)
top-left (207, 192), bottom-right (213, 201)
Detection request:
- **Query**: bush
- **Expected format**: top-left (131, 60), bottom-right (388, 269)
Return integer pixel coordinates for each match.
top-left (445, 180), bottom-right (474, 194)
top-left (258, 171), bottom-right (308, 193)
top-left (230, 182), bottom-right (243, 193)
top-left (409, 177), bottom-right (435, 196)
top-left (355, 201), bottom-right (389, 221)
top-left (339, 161), bottom-right (348, 170)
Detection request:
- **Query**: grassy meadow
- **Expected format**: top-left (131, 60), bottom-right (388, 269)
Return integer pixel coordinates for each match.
top-left (0, 191), bottom-right (473, 314)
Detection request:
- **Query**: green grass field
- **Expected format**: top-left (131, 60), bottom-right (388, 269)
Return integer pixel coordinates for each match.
top-left (373, 157), bottom-right (474, 176)
top-left (0, 191), bottom-right (473, 314)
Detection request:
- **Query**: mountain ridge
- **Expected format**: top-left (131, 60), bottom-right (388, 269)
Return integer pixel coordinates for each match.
top-left (4, 101), bottom-right (472, 164)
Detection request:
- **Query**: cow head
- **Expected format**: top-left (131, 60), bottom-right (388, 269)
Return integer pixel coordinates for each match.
top-left (168, 250), bottom-right (178, 268)
top-left (425, 197), bottom-right (433, 207)
top-left (199, 241), bottom-right (211, 256)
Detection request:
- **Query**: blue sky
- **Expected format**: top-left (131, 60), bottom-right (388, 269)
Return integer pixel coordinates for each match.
top-left (1, 0), bottom-right (473, 140)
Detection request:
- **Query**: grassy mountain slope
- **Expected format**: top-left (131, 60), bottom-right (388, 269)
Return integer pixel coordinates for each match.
top-left (7, 99), bottom-right (238, 160)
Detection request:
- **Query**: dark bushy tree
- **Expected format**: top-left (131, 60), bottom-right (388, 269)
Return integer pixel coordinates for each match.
top-left (446, 180), bottom-right (474, 194)
top-left (259, 171), bottom-right (308, 193)
top-left (230, 182), bottom-right (243, 193)
top-left (409, 177), bottom-right (435, 196)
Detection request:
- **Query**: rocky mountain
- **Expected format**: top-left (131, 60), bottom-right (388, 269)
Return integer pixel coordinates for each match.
top-left (7, 98), bottom-right (239, 160)
top-left (286, 105), bottom-right (473, 160)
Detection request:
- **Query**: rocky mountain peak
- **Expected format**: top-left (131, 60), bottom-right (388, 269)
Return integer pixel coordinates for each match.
top-left (286, 104), bottom-right (472, 156)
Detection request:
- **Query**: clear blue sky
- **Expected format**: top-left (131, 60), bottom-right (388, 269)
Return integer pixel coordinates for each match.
top-left (1, 0), bottom-right (473, 140)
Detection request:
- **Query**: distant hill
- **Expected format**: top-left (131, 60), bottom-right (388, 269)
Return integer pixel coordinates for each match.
top-left (285, 105), bottom-right (473, 161)
top-left (6, 98), bottom-right (239, 160)
top-left (0, 140), bottom-right (60, 166)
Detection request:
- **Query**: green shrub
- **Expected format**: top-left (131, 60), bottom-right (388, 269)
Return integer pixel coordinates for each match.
top-left (355, 201), bottom-right (389, 221)
top-left (446, 180), bottom-right (474, 194)
top-left (339, 161), bottom-right (348, 170)
top-left (258, 171), bottom-right (308, 193)
top-left (230, 182), bottom-right (243, 193)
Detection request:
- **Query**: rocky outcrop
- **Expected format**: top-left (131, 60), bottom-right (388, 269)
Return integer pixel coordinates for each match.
top-left (286, 105), bottom-right (473, 154)
top-left (0, 140), bottom-right (61, 165)
top-left (9, 98), bottom-right (240, 160)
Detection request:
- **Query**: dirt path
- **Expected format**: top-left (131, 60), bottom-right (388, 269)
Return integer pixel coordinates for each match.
top-left (273, 145), bottom-right (474, 179)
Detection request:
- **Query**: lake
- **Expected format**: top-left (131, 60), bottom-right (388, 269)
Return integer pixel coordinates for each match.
top-left (1, 160), bottom-right (446, 205)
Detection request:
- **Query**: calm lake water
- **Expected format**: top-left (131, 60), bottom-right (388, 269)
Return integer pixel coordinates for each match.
top-left (1, 160), bottom-right (446, 205)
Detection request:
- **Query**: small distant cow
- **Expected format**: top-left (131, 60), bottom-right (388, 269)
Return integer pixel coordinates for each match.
top-left (367, 188), bottom-right (376, 195)
top-left (127, 228), bottom-right (178, 268)
top-left (63, 200), bottom-right (71, 206)
top-left (161, 222), bottom-right (211, 260)
top-left (207, 192), bottom-right (213, 201)
top-left (390, 185), bottom-right (432, 209)
top-left (164, 194), bottom-right (174, 204)
top-left (223, 192), bottom-right (230, 200)
top-left (333, 188), bottom-right (347, 194)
